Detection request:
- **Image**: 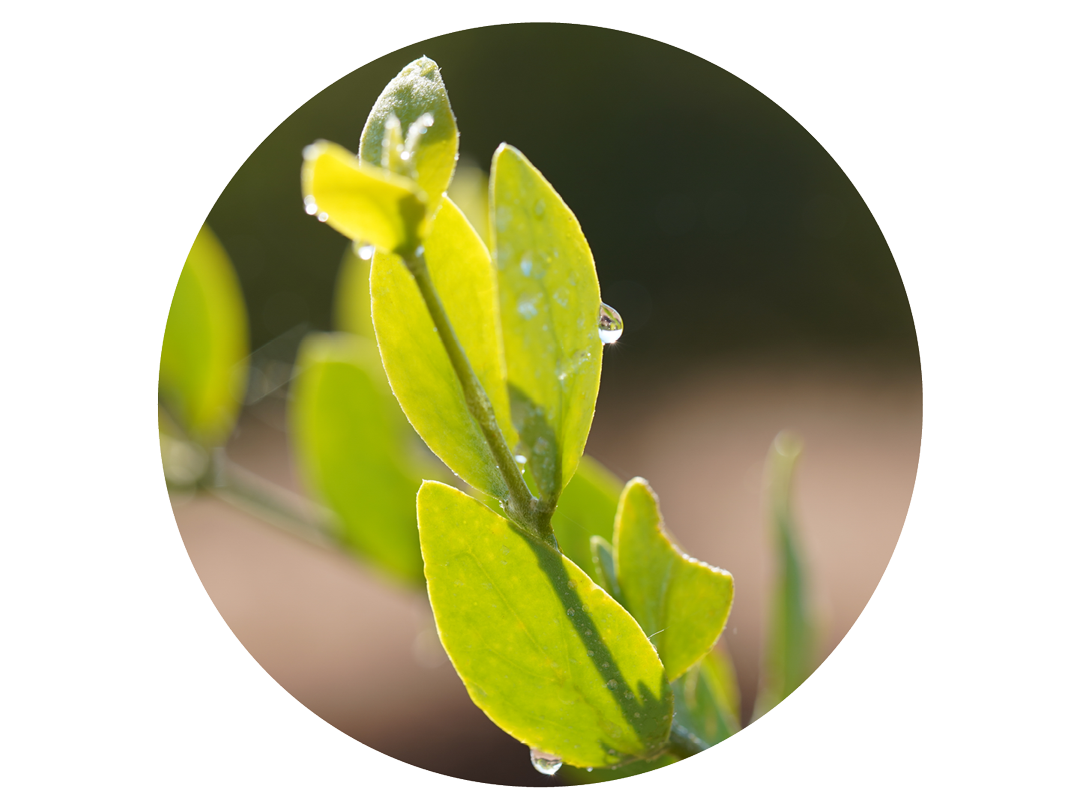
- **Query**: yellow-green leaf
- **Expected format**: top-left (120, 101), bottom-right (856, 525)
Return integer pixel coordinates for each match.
top-left (490, 145), bottom-right (602, 506)
top-left (371, 197), bottom-right (516, 500)
top-left (755, 432), bottom-right (817, 718)
top-left (418, 481), bottom-right (672, 769)
top-left (289, 332), bottom-right (424, 584)
top-left (614, 478), bottom-right (734, 682)
top-left (359, 57), bottom-right (459, 207)
top-left (159, 223), bottom-right (249, 447)
top-left (301, 140), bottom-right (428, 254)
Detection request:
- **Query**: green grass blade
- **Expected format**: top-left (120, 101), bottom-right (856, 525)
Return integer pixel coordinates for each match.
top-left (418, 481), bottom-right (672, 769)
top-left (371, 197), bottom-right (516, 500)
top-left (359, 57), bottom-right (459, 208)
top-left (288, 332), bottom-right (424, 584)
top-left (614, 478), bottom-right (734, 682)
top-left (550, 454), bottom-right (623, 575)
top-left (754, 432), bottom-right (817, 718)
top-left (159, 224), bottom-right (249, 447)
top-left (490, 145), bottom-right (602, 507)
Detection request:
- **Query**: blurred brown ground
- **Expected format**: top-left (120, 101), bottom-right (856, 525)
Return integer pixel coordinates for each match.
top-left (171, 355), bottom-right (921, 787)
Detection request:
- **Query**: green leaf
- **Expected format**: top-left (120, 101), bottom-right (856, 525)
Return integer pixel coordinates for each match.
top-left (755, 432), bottom-right (817, 718)
top-left (332, 243), bottom-right (375, 339)
top-left (614, 478), bottom-right (734, 682)
top-left (371, 197), bottom-right (516, 500)
top-left (159, 223), bottom-right (249, 447)
top-left (490, 145), bottom-right (602, 506)
top-left (359, 57), bottom-right (459, 208)
top-left (418, 481), bottom-right (672, 769)
top-left (550, 454), bottom-right (623, 575)
top-left (672, 644), bottom-right (740, 748)
top-left (301, 140), bottom-right (428, 254)
top-left (289, 331), bottom-right (424, 584)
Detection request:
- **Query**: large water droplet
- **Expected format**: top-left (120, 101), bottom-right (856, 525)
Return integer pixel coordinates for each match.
top-left (529, 748), bottom-right (562, 776)
top-left (598, 303), bottom-right (624, 344)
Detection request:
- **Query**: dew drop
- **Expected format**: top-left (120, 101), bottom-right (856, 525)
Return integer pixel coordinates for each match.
top-left (517, 294), bottom-right (539, 320)
top-left (598, 303), bottom-right (624, 344)
top-left (304, 201), bottom-right (319, 216)
top-left (553, 288), bottom-right (570, 307)
top-left (520, 254), bottom-right (533, 276)
top-left (514, 454), bottom-right (527, 465)
top-left (530, 748), bottom-right (563, 776)
top-left (317, 211), bottom-right (329, 222)
top-left (357, 243), bottom-right (375, 260)
top-left (534, 199), bottom-right (546, 218)
top-left (567, 608), bottom-right (575, 616)
top-left (586, 767), bottom-right (593, 773)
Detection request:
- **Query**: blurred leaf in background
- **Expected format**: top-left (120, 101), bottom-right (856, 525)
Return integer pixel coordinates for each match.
top-left (159, 224), bottom-right (249, 449)
top-left (289, 332), bottom-right (433, 584)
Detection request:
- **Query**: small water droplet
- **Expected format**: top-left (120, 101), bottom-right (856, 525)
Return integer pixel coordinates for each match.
top-left (587, 651), bottom-right (595, 657)
top-left (534, 199), bottom-right (546, 218)
top-left (400, 150), bottom-right (411, 161)
top-left (357, 243), bottom-right (375, 260)
top-left (607, 679), bottom-right (617, 688)
top-left (317, 211), bottom-right (329, 222)
top-left (514, 454), bottom-right (527, 465)
top-left (553, 288), bottom-right (570, 307)
top-left (520, 254), bottom-right (533, 276)
top-left (598, 303), bottom-right (623, 344)
top-left (586, 767), bottom-right (593, 773)
top-left (567, 608), bottom-right (575, 616)
top-left (530, 748), bottom-right (562, 776)
top-left (304, 201), bottom-right (319, 216)
top-left (302, 144), bottom-right (320, 161)
top-left (517, 294), bottom-right (539, 320)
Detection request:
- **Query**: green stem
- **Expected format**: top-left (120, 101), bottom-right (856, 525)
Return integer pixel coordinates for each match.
top-left (199, 449), bottom-right (337, 552)
top-left (403, 247), bottom-right (557, 549)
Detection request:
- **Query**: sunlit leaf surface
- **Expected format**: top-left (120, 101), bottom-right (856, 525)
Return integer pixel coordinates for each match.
top-left (371, 198), bottom-right (516, 500)
top-left (159, 224), bottom-right (248, 447)
top-left (614, 478), bottom-right (734, 681)
top-left (419, 482), bottom-right (672, 769)
top-left (490, 145), bottom-right (602, 506)
top-left (301, 140), bottom-right (427, 253)
top-left (359, 57), bottom-right (459, 208)
top-left (289, 332), bottom-right (424, 583)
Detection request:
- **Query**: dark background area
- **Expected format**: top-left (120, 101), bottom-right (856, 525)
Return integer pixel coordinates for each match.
top-left (207, 23), bottom-right (917, 379)
top-left (184, 23), bottom-right (921, 787)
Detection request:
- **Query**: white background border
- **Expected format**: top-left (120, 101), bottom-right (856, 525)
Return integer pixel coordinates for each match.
top-left (3, 1), bottom-right (1077, 805)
